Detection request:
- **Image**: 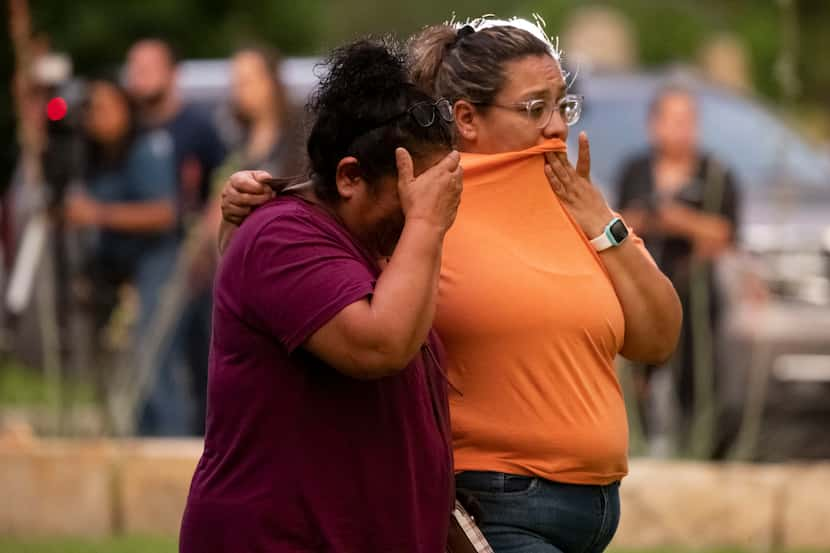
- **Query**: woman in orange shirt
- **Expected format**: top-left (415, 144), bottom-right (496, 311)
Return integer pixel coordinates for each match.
top-left (221, 18), bottom-right (681, 553)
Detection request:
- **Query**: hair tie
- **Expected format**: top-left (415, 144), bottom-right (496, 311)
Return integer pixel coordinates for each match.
top-left (452, 25), bottom-right (476, 48)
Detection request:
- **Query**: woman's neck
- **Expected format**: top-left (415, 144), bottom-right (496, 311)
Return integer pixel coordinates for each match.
top-left (245, 111), bottom-right (281, 162)
top-left (653, 149), bottom-right (697, 193)
top-left (293, 184), bottom-right (381, 261)
top-left (657, 148), bottom-right (696, 166)
top-left (97, 136), bottom-right (130, 166)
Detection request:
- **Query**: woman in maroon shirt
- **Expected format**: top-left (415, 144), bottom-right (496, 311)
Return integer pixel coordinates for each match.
top-left (179, 39), bottom-right (461, 552)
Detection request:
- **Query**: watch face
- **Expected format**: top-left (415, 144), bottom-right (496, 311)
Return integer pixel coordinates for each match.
top-left (609, 219), bottom-right (629, 244)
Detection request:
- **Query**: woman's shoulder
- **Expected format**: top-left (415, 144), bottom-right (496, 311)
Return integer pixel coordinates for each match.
top-left (242, 195), bottom-right (337, 242)
top-left (229, 195), bottom-right (366, 271)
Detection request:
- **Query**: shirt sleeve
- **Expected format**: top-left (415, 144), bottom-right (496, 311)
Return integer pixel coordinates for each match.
top-left (241, 212), bottom-right (376, 353)
top-left (129, 130), bottom-right (178, 202)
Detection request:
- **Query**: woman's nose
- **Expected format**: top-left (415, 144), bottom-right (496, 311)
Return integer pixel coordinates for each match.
top-left (542, 110), bottom-right (568, 141)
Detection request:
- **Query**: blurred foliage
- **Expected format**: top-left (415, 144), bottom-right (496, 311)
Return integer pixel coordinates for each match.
top-left (3, 0), bottom-right (830, 184)
top-left (12, 0), bottom-right (830, 103)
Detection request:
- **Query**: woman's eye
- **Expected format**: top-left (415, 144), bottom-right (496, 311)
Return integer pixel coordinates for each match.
top-left (528, 102), bottom-right (547, 118)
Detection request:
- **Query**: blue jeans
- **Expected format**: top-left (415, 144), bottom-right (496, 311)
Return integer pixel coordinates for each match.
top-left (455, 471), bottom-right (621, 553)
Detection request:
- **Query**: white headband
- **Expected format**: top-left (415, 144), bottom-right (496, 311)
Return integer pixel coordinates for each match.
top-left (449, 14), bottom-right (562, 62)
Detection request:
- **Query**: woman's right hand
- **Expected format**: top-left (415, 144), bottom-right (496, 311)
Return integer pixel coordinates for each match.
top-left (221, 170), bottom-right (275, 226)
top-left (395, 148), bottom-right (463, 233)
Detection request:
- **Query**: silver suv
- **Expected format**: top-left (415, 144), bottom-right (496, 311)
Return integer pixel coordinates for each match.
top-left (569, 70), bottom-right (830, 461)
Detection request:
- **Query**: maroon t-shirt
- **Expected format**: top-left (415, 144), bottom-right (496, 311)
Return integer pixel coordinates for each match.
top-left (179, 195), bottom-right (453, 553)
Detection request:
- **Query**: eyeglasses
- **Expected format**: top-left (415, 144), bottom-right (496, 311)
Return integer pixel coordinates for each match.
top-left (350, 98), bottom-right (454, 148)
top-left (477, 94), bottom-right (584, 128)
top-left (375, 98), bottom-right (455, 129)
top-left (408, 98), bottom-right (455, 126)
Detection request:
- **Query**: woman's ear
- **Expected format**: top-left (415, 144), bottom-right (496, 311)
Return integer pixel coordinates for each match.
top-left (453, 100), bottom-right (479, 143)
top-left (334, 157), bottom-right (363, 200)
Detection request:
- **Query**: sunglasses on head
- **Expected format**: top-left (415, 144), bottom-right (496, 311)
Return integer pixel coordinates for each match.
top-left (372, 98), bottom-right (455, 129)
top-left (405, 98), bottom-right (455, 127)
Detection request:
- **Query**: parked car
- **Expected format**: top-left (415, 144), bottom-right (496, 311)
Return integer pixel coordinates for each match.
top-left (8, 58), bottom-right (829, 455)
top-left (569, 70), bottom-right (830, 460)
top-left (177, 57), bottom-right (319, 150)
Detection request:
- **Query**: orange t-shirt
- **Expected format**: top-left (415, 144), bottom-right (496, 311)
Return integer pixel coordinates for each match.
top-left (435, 139), bottom-right (630, 485)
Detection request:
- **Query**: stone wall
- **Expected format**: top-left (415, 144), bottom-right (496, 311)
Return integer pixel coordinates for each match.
top-left (2, 437), bottom-right (829, 549)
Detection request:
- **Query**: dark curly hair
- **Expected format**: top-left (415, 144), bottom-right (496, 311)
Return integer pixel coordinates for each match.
top-left (305, 37), bottom-right (454, 203)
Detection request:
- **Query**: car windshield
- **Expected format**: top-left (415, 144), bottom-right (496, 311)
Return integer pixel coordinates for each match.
top-left (569, 74), bottom-right (830, 204)
top-left (699, 91), bottom-right (830, 192)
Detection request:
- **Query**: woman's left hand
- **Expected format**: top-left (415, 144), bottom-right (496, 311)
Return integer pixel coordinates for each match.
top-left (544, 131), bottom-right (615, 239)
top-left (546, 133), bottom-right (682, 364)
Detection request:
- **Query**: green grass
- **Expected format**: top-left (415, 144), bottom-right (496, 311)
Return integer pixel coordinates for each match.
top-left (0, 536), bottom-right (176, 553)
top-left (0, 360), bottom-right (50, 405)
top-left (0, 360), bottom-right (95, 406)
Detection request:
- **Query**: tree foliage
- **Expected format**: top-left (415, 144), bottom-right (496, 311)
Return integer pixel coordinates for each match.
top-left (3, 0), bottom-right (830, 184)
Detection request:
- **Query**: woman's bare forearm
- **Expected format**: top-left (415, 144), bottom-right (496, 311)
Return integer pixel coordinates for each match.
top-left (658, 203), bottom-right (732, 245)
top-left (99, 201), bottom-right (175, 232)
top-left (304, 219), bottom-right (446, 378)
top-left (368, 219), bottom-right (444, 361)
top-left (600, 239), bottom-right (682, 364)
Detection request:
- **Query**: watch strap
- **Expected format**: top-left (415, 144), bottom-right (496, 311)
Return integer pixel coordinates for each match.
top-left (590, 217), bottom-right (624, 252)
top-left (590, 228), bottom-right (614, 252)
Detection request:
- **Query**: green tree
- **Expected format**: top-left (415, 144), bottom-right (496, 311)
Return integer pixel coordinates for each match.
top-left (4, 0), bottom-right (830, 186)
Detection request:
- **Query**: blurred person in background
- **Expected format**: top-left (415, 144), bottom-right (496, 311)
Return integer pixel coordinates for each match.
top-left (220, 17), bottom-right (682, 553)
top-left (125, 38), bottom-right (226, 435)
top-left (185, 45), bottom-right (304, 432)
top-left (126, 39), bottom-right (227, 217)
top-left (64, 79), bottom-right (177, 398)
top-left (221, 45), bottom-right (304, 180)
top-left (616, 85), bottom-right (740, 456)
top-left (180, 38), bottom-right (460, 553)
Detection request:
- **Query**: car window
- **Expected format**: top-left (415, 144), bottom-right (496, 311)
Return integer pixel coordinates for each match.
top-left (568, 97), bottom-right (650, 197)
top-left (699, 93), bottom-right (830, 193)
top-left (572, 77), bottom-right (830, 204)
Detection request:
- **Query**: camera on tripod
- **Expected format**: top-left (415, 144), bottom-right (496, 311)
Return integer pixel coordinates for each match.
top-left (6, 51), bottom-right (85, 318)
top-left (34, 53), bottom-right (87, 207)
